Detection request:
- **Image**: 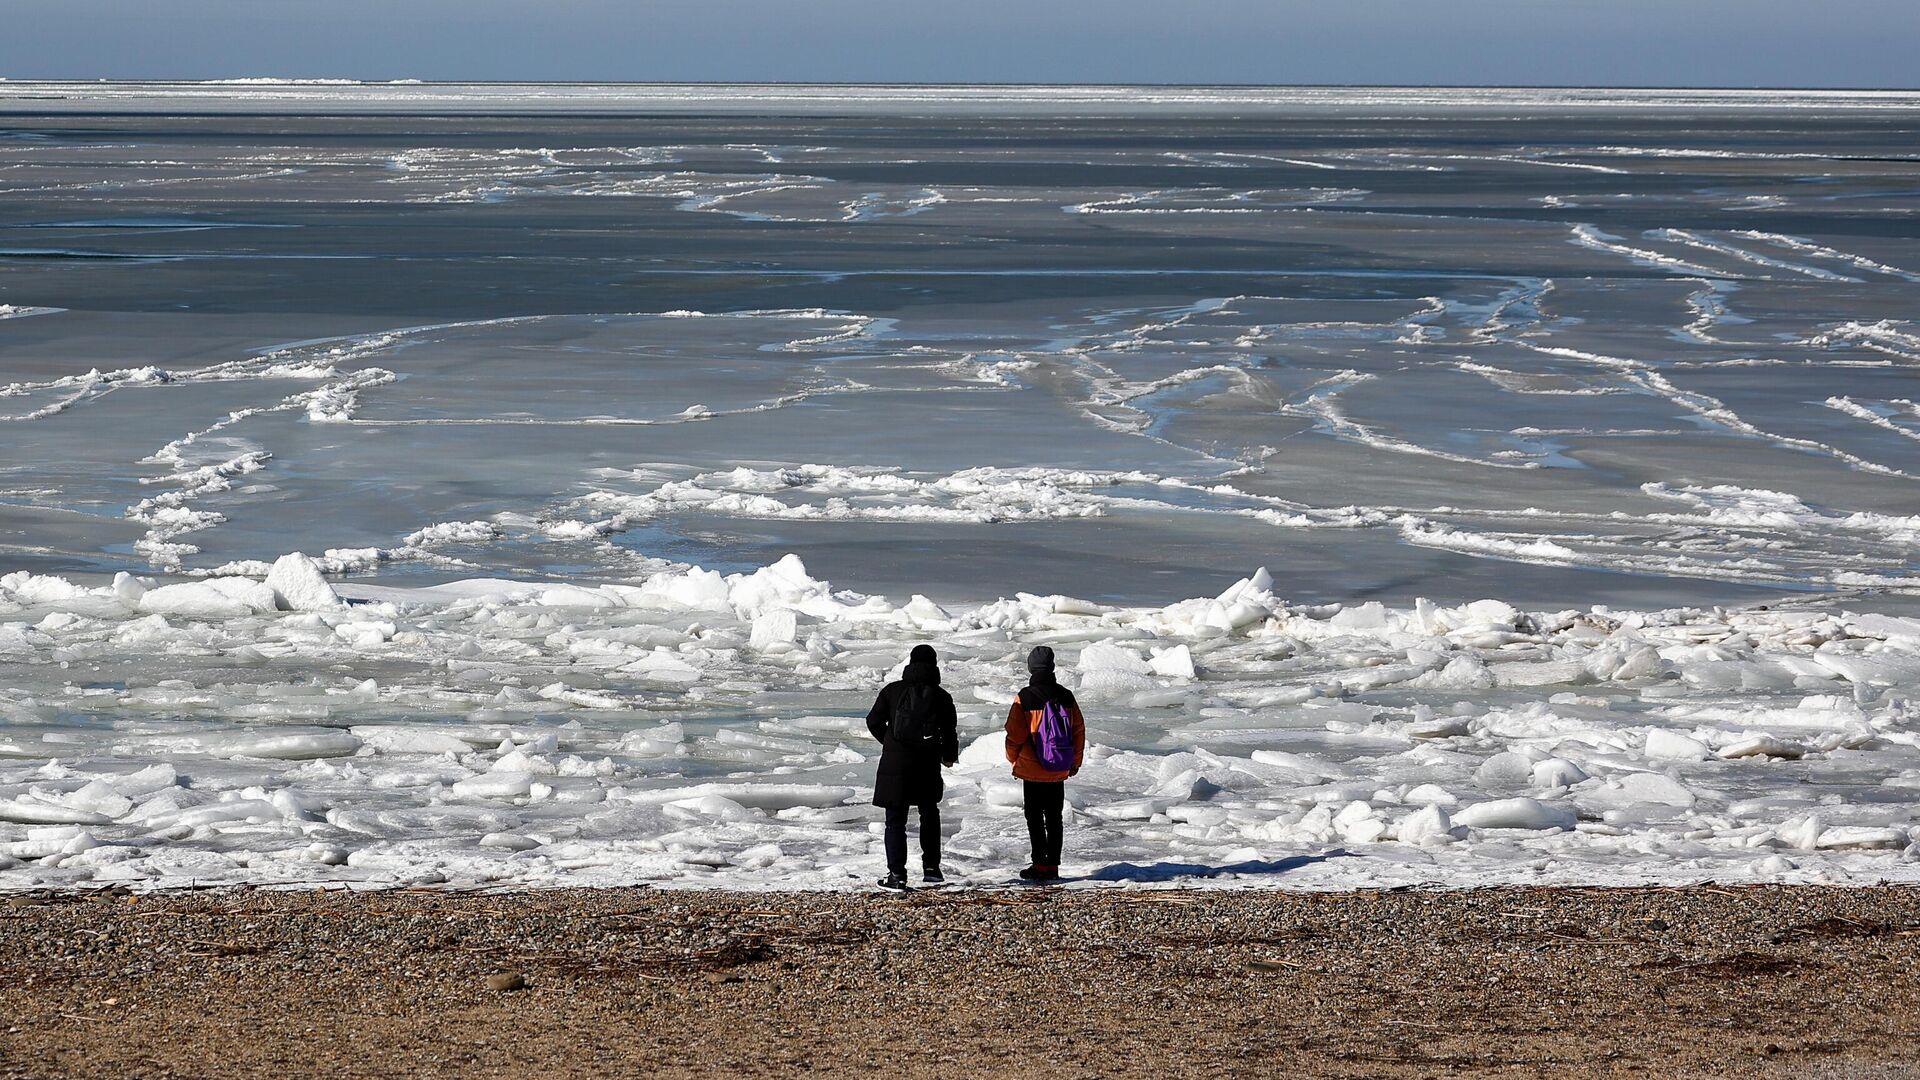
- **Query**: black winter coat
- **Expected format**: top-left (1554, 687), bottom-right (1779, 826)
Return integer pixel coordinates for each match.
top-left (866, 661), bottom-right (960, 808)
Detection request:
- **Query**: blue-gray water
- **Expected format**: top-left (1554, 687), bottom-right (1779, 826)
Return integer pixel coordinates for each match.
top-left (4, 84), bottom-right (1920, 609)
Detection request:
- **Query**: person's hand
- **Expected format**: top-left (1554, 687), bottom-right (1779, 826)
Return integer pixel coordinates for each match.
top-left (1069, 768), bottom-right (1079, 777)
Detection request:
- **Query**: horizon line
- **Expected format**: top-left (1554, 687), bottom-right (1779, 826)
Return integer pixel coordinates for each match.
top-left (4, 78), bottom-right (1920, 94)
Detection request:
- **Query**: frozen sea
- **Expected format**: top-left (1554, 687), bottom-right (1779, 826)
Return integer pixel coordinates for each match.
top-left (4, 83), bottom-right (1920, 892)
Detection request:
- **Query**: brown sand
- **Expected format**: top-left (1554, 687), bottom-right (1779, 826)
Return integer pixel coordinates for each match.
top-left (2, 884), bottom-right (1919, 1079)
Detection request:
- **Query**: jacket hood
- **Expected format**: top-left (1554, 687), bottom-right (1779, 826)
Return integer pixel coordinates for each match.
top-left (903, 661), bottom-right (941, 687)
top-left (1019, 668), bottom-right (1071, 708)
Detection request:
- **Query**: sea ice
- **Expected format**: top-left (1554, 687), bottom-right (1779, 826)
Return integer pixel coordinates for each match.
top-left (2, 549), bottom-right (1917, 893)
top-left (1452, 798), bottom-right (1577, 832)
top-left (265, 552), bottom-right (345, 612)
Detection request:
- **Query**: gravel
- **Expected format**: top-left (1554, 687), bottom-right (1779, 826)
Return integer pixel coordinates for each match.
top-left (2, 884), bottom-right (1919, 1077)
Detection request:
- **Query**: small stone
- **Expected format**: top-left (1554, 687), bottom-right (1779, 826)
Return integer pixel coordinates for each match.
top-left (706, 971), bottom-right (743, 985)
top-left (485, 971), bottom-right (526, 992)
top-left (1645, 918), bottom-right (1669, 932)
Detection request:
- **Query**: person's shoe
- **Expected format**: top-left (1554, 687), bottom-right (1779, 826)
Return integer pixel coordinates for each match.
top-left (877, 872), bottom-right (909, 892)
top-left (1017, 864), bottom-right (1045, 880)
top-left (921, 866), bottom-right (945, 885)
top-left (1029, 864), bottom-right (1060, 881)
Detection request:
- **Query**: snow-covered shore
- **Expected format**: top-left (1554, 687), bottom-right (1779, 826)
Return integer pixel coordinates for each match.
top-left (5, 553), bottom-right (1920, 892)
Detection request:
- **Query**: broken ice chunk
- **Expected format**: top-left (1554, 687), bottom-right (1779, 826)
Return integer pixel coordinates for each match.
top-left (265, 552), bottom-right (345, 612)
top-left (1717, 735), bottom-right (1808, 761)
top-left (1453, 797), bottom-right (1575, 831)
top-left (1644, 729), bottom-right (1710, 761)
top-left (1398, 804), bottom-right (1461, 845)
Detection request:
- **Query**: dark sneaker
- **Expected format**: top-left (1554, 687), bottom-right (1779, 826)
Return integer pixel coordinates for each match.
top-left (877, 872), bottom-right (909, 892)
top-left (1017, 864), bottom-right (1044, 880)
top-left (922, 867), bottom-right (945, 885)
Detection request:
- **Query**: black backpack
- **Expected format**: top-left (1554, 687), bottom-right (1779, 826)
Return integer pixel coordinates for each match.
top-left (890, 684), bottom-right (937, 745)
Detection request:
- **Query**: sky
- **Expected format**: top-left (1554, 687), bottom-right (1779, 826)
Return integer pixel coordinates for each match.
top-left (1, 0), bottom-right (1916, 88)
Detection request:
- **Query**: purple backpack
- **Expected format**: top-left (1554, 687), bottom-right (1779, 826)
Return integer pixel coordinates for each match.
top-left (1034, 699), bottom-right (1075, 772)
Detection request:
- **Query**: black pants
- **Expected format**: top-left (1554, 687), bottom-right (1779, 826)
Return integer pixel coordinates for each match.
top-left (883, 804), bottom-right (941, 876)
top-left (1023, 780), bottom-right (1065, 866)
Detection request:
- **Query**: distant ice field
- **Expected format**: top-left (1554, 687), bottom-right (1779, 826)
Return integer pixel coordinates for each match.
top-left (5, 82), bottom-right (1920, 116)
top-left (4, 88), bottom-right (1920, 891)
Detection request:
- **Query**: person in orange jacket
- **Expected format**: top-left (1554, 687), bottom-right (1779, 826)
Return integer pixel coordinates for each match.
top-left (1004, 645), bottom-right (1086, 881)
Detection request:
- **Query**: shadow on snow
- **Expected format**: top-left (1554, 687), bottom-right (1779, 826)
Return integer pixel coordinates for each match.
top-left (1083, 849), bottom-right (1351, 884)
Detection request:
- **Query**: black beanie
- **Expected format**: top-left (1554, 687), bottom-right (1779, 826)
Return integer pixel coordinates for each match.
top-left (1027, 645), bottom-right (1055, 673)
top-left (909, 644), bottom-right (937, 665)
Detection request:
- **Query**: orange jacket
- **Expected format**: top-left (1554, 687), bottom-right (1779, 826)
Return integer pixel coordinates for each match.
top-left (1005, 694), bottom-right (1086, 782)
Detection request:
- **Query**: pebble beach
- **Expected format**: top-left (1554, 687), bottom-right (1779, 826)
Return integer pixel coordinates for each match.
top-left (4, 884), bottom-right (1919, 1078)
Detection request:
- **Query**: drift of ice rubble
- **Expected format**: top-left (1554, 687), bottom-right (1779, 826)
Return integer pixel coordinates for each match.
top-left (6, 552), bottom-right (1920, 892)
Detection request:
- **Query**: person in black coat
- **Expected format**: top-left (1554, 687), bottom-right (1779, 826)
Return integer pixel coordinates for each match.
top-left (865, 644), bottom-right (960, 890)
